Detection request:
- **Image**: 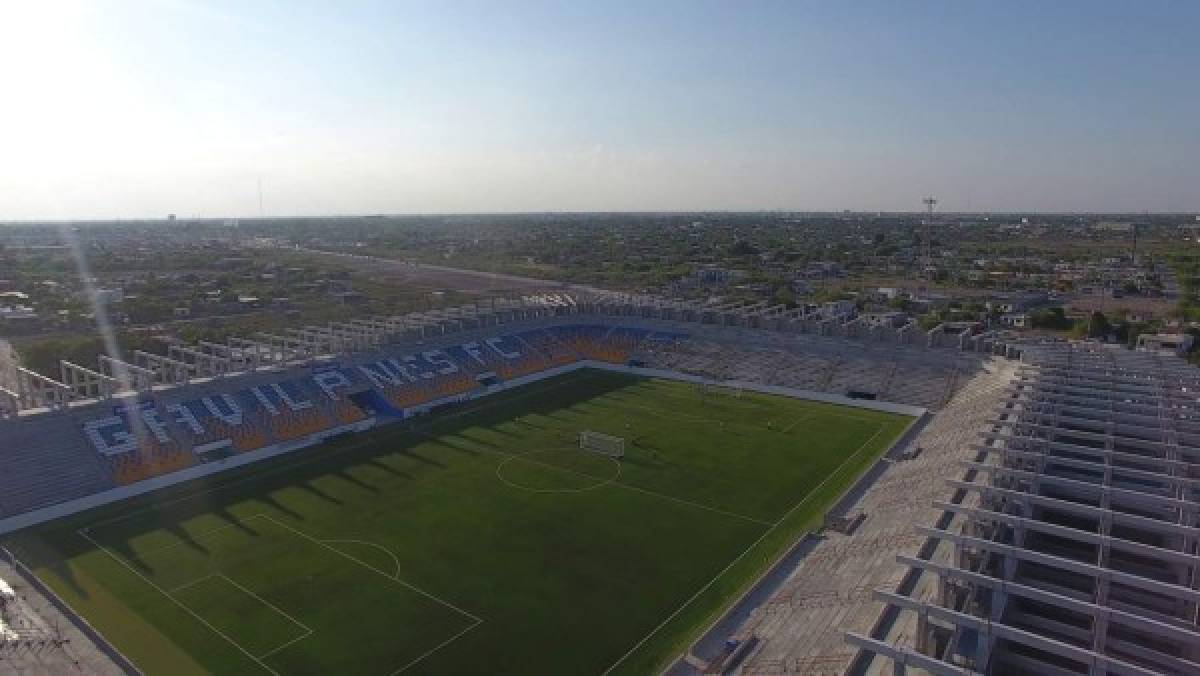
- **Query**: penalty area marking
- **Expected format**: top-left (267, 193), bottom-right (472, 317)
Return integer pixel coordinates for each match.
top-left (77, 526), bottom-right (286, 676)
top-left (252, 514), bottom-right (482, 623)
top-left (254, 514), bottom-right (485, 675)
top-left (165, 571), bottom-right (312, 661)
top-left (79, 513), bottom-right (483, 674)
top-left (205, 573), bottom-right (313, 660)
top-left (320, 538), bottom-right (404, 579)
top-left (132, 518), bottom-right (257, 562)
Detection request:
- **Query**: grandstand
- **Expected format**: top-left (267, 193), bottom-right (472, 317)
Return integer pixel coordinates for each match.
top-left (846, 344), bottom-right (1200, 676)
top-left (0, 292), bottom-right (982, 528)
top-left (659, 341), bottom-right (1200, 676)
top-left (14, 290), bottom-right (1179, 675)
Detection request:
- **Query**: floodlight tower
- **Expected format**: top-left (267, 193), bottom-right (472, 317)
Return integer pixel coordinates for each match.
top-left (921, 196), bottom-right (937, 279)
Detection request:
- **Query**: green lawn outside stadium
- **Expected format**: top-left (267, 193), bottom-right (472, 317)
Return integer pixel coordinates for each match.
top-left (4, 369), bottom-right (910, 675)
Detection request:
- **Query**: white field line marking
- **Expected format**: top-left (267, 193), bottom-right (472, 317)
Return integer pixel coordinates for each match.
top-left (437, 425), bottom-right (772, 524)
top-left (618, 398), bottom-right (770, 420)
top-left (137, 514), bottom-right (274, 591)
top-left (135, 519), bottom-right (252, 561)
top-left (629, 381), bottom-right (898, 425)
top-left (613, 481), bottom-right (774, 527)
top-left (75, 373), bottom-right (596, 669)
top-left (644, 396), bottom-right (886, 428)
top-left (422, 427), bottom-right (772, 528)
top-left (255, 514), bottom-right (482, 624)
top-left (614, 480), bottom-right (772, 528)
top-left (389, 619), bottom-right (482, 676)
top-left (592, 390), bottom-right (853, 432)
top-left (257, 629), bottom-right (312, 660)
top-left (83, 370), bottom-right (602, 534)
top-left (215, 573), bottom-right (313, 659)
top-left (601, 422), bottom-right (888, 675)
top-left (76, 527), bottom-right (281, 676)
top-left (513, 449), bottom-right (771, 526)
top-left (496, 452), bottom-right (623, 495)
top-left (168, 573), bottom-right (217, 594)
top-left (780, 411), bottom-right (815, 434)
top-left (256, 514), bottom-right (483, 674)
top-left (86, 512), bottom-right (482, 671)
top-left (76, 369), bottom-right (883, 672)
top-left (321, 539), bottom-right (404, 579)
top-left (585, 397), bottom-right (739, 427)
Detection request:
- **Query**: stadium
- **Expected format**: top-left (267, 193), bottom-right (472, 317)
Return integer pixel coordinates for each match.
top-left (0, 293), bottom-right (1196, 676)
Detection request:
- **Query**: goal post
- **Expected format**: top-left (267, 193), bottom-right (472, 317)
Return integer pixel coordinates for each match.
top-left (578, 430), bottom-right (625, 458)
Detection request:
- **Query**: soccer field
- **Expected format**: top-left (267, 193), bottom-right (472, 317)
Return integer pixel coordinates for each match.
top-left (5, 369), bottom-right (911, 675)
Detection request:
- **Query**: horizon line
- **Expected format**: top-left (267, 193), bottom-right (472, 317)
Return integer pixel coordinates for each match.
top-left (2, 209), bottom-right (1199, 225)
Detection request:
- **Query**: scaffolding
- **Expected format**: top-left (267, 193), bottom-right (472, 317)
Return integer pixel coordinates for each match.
top-left (850, 344), bottom-right (1200, 676)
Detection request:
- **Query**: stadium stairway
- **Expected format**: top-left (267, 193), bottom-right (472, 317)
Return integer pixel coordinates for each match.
top-left (0, 414), bottom-right (113, 519)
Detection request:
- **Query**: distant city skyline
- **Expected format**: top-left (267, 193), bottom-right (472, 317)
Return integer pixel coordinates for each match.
top-left (1, 1), bottom-right (1197, 219)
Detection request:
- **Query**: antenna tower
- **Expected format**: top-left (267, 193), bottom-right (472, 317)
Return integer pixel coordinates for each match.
top-left (921, 196), bottom-right (937, 278)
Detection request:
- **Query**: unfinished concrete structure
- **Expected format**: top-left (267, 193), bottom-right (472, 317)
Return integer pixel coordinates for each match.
top-left (2, 293), bottom-right (577, 414)
top-left (0, 292), bottom-right (994, 416)
top-left (849, 344), bottom-right (1200, 676)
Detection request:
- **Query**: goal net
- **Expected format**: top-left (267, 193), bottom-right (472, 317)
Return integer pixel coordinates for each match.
top-left (578, 430), bottom-right (625, 458)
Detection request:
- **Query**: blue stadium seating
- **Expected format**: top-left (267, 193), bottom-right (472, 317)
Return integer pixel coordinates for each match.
top-left (77, 324), bottom-right (675, 488)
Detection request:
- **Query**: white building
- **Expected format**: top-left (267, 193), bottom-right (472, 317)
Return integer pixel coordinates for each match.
top-left (1135, 332), bottom-right (1194, 356)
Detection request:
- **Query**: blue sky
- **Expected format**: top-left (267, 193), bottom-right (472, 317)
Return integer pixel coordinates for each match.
top-left (1, 1), bottom-right (1196, 218)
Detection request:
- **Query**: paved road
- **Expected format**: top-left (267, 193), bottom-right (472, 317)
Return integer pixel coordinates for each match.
top-left (293, 246), bottom-right (611, 296)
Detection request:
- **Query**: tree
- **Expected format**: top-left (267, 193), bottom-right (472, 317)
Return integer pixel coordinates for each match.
top-left (1029, 307), bottom-right (1073, 331)
top-left (728, 240), bottom-right (759, 256)
top-left (772, 285), bottom-right (796, 308)
top-left (1087, 311), bottom-right (1111, 338)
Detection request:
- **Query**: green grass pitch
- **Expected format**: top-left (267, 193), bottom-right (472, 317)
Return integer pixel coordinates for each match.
top-left (5, 369), bottom-right (912, 675)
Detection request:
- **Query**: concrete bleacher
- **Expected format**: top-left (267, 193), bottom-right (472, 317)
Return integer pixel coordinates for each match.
top-left (0, 314), bottom-right (987, 535)
top-left (829, 357), bottom-right (886, 396)
top-left (703, 357), bottom-right (1018, 675)
top-left (640, 328), bottom-right (974, 411)
top-left (0, 415), bottom-right (112, 519)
